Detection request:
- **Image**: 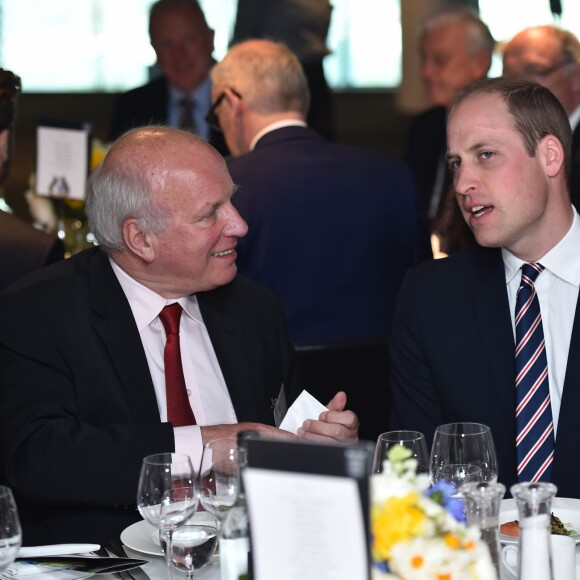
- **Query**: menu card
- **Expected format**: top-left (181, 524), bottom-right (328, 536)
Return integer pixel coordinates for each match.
top-left (243, 439), bottom-right (373, 580)
top-left (36, 120), bottom-right (92, 200)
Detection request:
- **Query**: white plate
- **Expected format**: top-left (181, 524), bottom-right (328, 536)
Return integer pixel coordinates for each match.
top-left (120, 520), bottom-right (163, 557)
top-left (499, 497), bottom-right (580, 544)
top-left (120, 512), bottom-right (219, 557)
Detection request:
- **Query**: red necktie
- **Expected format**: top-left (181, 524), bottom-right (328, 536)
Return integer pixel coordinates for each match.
top-left (159, 303), bottom-right (197, 427)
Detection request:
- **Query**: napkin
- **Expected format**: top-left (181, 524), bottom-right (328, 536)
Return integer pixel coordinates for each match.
top-left (9, 556), bottom-right (148, 578)
top-left (279, 389), bottom-right (327, 434)
top-left (18, 544), bottom-right (100, 558)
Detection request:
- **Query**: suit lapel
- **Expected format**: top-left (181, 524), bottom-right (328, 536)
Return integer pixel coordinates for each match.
top-left (473, 249), bottom-right (516, 428)
top-left (87, 251), bottom-right (160, 423)
top-left (553, 293), bottom-right (580, 483)
top-left (197, 292), bottom-right (255, 422)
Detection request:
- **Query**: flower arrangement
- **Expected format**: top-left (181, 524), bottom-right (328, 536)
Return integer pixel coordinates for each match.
top-left (371, 446), bottom-right (496, 580)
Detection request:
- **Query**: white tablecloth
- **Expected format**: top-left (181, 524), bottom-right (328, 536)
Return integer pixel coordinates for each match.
top-left (95, 546), bottom-right (220, 580)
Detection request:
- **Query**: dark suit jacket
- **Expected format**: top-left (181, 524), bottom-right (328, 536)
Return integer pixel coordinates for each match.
top-left (390, 245), bottom-right (580, 497)
top-left (227, 126), bottom-right (421, 345)
top-left (108, 75), bottom-right (229, 156)
top-left (405, 106), bottom-right (447, 227)
top-left (0, 248), bottom-right (300, 543)
top-left (0, 211), bottom-right (64, 292)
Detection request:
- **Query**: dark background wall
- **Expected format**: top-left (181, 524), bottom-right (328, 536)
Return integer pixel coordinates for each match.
top-left (3, 90), bottom-right (413, 221)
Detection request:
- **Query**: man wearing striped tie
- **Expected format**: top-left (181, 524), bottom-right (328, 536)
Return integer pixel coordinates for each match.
top-left (390, 77), bottom-right (580, 497)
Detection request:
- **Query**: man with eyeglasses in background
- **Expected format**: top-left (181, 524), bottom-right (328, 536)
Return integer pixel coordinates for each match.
top-left (207, 40), bottom-right (422, 440)
top-left (502, 25), bottom-right (580, 211)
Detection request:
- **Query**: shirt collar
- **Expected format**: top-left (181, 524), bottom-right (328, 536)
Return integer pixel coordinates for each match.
top-left (569, 104), bottom-right (580, 133)
top-left (109, 258), bottom-right (204, 331)
top-left (250, 119), bottom-right (308, 151)
top-left (502, 208), bottom-right (580, 287)
top-left (168, 75), bottom-right (212, 113)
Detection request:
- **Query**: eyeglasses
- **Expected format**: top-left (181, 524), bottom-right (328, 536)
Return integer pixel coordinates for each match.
top-left (505, 59), bottom-right (572, 82)
top-left (205, 88), bottom-right (242, 132)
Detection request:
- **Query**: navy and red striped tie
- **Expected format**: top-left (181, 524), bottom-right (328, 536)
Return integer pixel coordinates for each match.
top-left (515, 263), bottom-right (554, 482)
top-left (159, 303), bottom-right (197, 427)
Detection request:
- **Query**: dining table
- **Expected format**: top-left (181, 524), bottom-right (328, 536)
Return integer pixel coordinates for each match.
top-left (95, 545), bottom-right (220, 580)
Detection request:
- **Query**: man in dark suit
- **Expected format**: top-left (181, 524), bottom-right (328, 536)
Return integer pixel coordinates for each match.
top-left (405, 8), bottom-right (494, 256)
top-left (108, 0), bottom-right (228, 155)
top-left (210, 39), bottom-right (420, 346)
top-left (391, 79), bottom-right (580, 497)
top-left (0, 68), bottom-right (63, 290)
top-left (0, 212), bottom-right (64, 291)
top-left (503, 25), bottom-right (580, 213)
top-left (0, 127), bottom-right (358, 544)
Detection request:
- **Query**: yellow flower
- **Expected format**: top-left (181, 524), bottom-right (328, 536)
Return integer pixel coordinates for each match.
top-left (372, 492), bottom-right (427, 560)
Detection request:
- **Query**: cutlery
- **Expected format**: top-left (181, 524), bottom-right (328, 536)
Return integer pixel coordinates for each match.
top-left (104, 539), bottom-right (152, 580)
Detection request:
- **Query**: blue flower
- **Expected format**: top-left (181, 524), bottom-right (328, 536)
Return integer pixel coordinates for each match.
top-left (424, 481), bottom-right (466, 523)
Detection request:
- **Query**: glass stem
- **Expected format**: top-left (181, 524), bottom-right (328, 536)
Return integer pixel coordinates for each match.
top-left (164, 528), bottom-right (174, 580)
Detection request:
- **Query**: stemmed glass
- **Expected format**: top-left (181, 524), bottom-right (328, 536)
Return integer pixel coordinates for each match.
top-left (198, 438), bottom-right (239, 525)
top-left (137, 453), bottom-right (198, 580)
top-left (0, 486), bottom-right (21, 573)
top-left (430, 422), bottom-right (498, 491)
top-left (373, 430), bottom-right (429, 474)
top-left (170, 507), bottom-right (219, 579)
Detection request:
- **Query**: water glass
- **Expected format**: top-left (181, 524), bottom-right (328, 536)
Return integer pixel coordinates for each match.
top-left (0, 486), bottom-right (21, 572)
top-left (169, 509), bottom-right (219, 579)
top-left (137, 453), bottom-right (198, 580)
top-left (198, 438), bottom-right (239, 523)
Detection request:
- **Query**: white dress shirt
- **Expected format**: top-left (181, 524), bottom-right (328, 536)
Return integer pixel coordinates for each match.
top-left (503, 209), bottom-right (580, 436)
top-left (110, 259), bottom-right (238, 466)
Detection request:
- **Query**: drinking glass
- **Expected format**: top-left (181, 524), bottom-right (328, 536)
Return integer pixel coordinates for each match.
top-left (373, 430), bottom-right (429, 474)
top-left (169, 508), bottom-right (219, 579)
top-left (430, 422), bottom-right (498, 485)
top-left (198, 438), bottom-right (239, 525)
top-left (0, 486), bottom-right (21, 573)
top-left (137, 453), bottom-right (198, 580)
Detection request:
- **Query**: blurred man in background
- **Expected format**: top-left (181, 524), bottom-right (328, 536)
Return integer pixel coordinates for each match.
top-left (405, 7), bottom-right (494, 256)
top-left (0, 68), bottom-right (63, 291)
top-left (503, 25), bottom-right (580, 211)
top-left (108, 0), bottom-right (228, 155)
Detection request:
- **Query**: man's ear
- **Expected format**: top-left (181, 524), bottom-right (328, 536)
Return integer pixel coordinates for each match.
top-left (0, 129), bottom-right (10, 167)
top-left (225, 87), bottom-right (243, 119)
top-left (539, 135), bottom-right (565, 178)
top-left (122, 218), bottom-right (156, 263)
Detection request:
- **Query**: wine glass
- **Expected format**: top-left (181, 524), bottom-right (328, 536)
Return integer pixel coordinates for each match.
top-left (430, 422), bottom-right (498, 486)
top-left (431, 463), bottom-right (483, 489)
top-left (0, 486), bottom-right (21, 573)
top-left (137, 453), bottom-right (198, 580)
top-left (373, 430), bottom-right (429, 474)
top-left (168, 508), bottom-right (219, 579)
top-left (198, 438), bottom-right (239, 525)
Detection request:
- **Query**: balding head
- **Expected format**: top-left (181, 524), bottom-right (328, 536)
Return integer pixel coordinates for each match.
top-left (86, 126), bottom-right (247, 297)
top-left (86, 127), bottom-right (225, 253)
top-left (503, 25), bottom-right (580, 116)
top-left (212, 39), bottom-right (310, 117)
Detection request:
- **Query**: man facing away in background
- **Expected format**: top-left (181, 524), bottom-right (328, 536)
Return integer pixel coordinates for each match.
top-left (210, 39), bottom-right (420, 347)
